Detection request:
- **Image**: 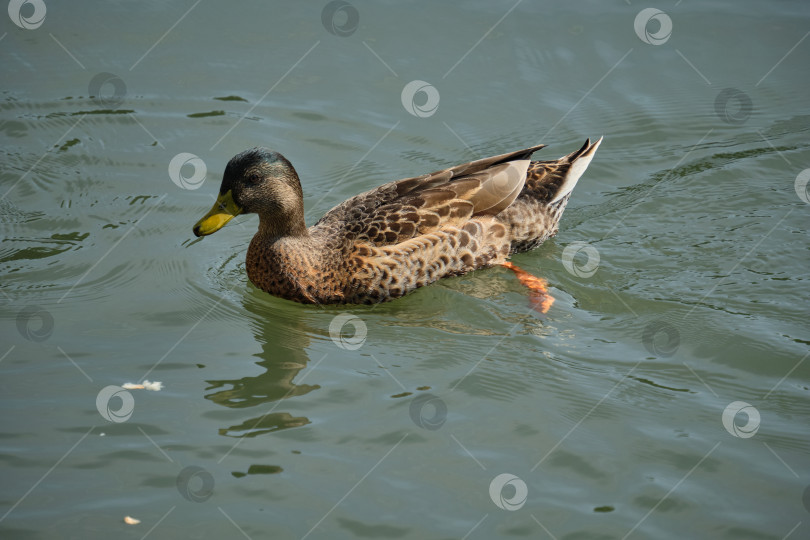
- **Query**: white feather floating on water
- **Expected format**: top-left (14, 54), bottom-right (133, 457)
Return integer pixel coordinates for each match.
top-left (121, 380), bottom-right (163, 391)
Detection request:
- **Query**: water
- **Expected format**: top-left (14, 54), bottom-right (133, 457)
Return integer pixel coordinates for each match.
top-left (2, 1), bottom-right (809, 538)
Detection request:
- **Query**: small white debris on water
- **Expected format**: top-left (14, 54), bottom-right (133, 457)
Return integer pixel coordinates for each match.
top-left (121, 380), bottom-right (163, 391)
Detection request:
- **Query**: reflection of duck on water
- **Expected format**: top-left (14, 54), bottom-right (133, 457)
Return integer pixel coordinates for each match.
top-left (205, 294), bottom-right (320, 438)
top-left (194, 139), bottom-right (601, 311)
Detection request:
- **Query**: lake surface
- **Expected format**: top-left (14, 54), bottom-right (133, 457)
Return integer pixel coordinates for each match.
top-left (2, 1), bottom-right (809, 538)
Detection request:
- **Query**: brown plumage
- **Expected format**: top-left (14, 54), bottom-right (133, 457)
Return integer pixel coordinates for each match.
top-left (193, 138), bottom-right (602, 304)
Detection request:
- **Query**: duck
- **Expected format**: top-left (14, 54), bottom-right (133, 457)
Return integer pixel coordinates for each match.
top-left (193, 137), bottom-right (602, 306)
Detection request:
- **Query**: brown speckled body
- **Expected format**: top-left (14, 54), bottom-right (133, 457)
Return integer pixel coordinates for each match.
top-left (230, 139), bottom-right (602, 305)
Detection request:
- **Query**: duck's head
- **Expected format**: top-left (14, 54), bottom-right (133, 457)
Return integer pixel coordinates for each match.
top-left (193, 148), bottom-right (306, 238)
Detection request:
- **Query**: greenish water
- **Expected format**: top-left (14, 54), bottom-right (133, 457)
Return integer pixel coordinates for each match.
top-left (2, 1), bottom-right (809, 539)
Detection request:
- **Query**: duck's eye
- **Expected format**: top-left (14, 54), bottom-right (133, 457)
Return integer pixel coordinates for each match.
top-left (246, 174), bottom-right (262, 185)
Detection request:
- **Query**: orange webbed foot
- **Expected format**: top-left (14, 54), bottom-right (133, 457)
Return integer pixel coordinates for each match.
top-left (501, 261), bottom-right (555, 313)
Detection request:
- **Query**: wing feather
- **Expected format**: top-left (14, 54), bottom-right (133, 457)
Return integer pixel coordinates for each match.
top-left (316, 147), bottom-right (542, 248)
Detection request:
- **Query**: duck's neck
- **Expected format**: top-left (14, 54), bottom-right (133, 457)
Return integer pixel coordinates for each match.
top-left (256, 210), bottom-right (309, 240)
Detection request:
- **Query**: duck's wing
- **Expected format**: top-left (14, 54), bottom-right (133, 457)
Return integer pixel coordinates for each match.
top-left (316, 144), bottom-right (546, 246)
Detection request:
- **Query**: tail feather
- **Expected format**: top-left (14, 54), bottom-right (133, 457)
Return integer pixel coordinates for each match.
top-left (548, 137), bottom-right (603, 203)
top-left (497, 137), bottom-right (602, 254)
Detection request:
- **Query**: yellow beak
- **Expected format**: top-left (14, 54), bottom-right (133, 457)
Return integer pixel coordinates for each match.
top-left (193, 190), bottom-right (242, 237)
